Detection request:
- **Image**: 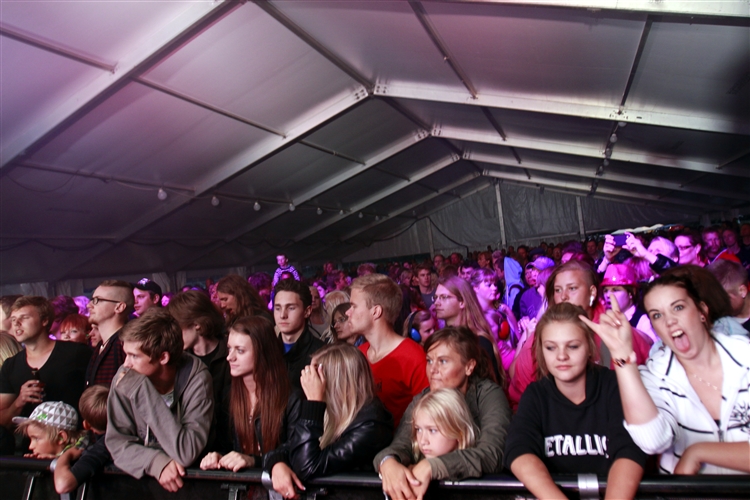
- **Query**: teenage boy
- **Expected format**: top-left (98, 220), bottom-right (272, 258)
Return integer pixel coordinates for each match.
top-left (349, 274), bottom-right (428, 427)
top-left (133, 278), bottom-right (163, 318)
top-left (415, 263), bottom-right (435, 309)
top-left (86, 280), bottom-right (132, 387)
top-left (106, 309), bottom-right (213, 492)
top-left (0, 297), bottom-right (91, 428)
top-left (273, 279), bottom-right (324, 390)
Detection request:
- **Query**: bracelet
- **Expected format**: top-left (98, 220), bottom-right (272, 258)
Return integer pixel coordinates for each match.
top-left (378, 455), bottom-right (397, 474)
top-left (613, 351), bottom-right (637, 367)
top-left (49, 457), bottom-right (58, 473)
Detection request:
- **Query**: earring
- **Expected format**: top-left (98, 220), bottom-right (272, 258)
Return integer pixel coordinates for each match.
top-left (589, 296), bottom-right (595, 307)
top-left (700, 315), bottom-right (706, 322)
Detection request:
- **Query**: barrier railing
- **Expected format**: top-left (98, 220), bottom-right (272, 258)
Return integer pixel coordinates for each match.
top-left (2, 456), bottom-right (750, 499)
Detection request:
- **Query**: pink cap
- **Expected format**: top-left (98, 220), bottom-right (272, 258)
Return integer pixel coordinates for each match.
top-left (601, 264), bottom-right (637, 287)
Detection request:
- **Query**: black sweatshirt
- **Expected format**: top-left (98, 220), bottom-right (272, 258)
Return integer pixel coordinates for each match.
top-left (504, 365), bottom-right (646, 475)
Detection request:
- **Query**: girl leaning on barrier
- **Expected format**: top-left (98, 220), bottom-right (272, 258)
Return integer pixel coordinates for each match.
top-left (376, 326), bottom-right (511, 500)
top-left (505, 303), bottom-right (645, 500)
top-left (267, 343), bottom-right (393, 499)
top-left (582, 265), bottom-right (750, 475)
top-left (200, 316), bottom-right (301, 472)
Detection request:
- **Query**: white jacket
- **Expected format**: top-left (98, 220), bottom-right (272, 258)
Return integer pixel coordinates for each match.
top-left (624, 332), bottom-right (750, 474)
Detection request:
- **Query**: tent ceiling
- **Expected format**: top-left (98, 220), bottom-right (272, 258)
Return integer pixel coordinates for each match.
top-left (1, 0), bottom-right (748, 285)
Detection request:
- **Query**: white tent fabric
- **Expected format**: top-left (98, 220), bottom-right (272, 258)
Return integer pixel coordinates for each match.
top-left (1, 1), bottom-right (748, 291)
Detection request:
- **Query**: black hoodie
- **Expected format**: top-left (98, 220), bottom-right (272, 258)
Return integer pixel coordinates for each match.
top-left (504, 365), bottom-right (646, 475)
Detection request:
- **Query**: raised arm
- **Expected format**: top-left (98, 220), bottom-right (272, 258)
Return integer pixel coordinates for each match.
top-left (579, 298), bottom-right (659, 425)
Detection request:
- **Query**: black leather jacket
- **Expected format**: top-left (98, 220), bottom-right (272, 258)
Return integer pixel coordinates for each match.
top-left (232, 389), bottom-right (302, 469)
top-left (280, 397), bottom-right (393, 481)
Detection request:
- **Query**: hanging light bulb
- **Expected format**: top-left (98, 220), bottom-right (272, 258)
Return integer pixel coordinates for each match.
top-left (610, 133), bottom-right (618, 143)
top-left (288, 203), bottom-right (296, 212)
top-left (157, 188), bottom-right (168, 201)
top-left (618, 121), bottom-right (627, 128)
top-left (375, 215), bottom-right (380, 221)
top-left (317, 207), bottom-right (323, 215)
top-left (358, 212), bottom-right (363, 219)
top-left (339, 209), bottom-right (344, 215)
top-left (211, 196), bottom-right (220, 207)
top-left (602, 159), bottom-right (610, 167)
top-left (253, 201), bottom-right (261, 211)
top-left (604, 147), bottom-right (612, 159)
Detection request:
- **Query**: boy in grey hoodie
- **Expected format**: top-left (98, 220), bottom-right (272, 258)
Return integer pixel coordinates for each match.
top-left (106, 310), bottom-right (213, 492)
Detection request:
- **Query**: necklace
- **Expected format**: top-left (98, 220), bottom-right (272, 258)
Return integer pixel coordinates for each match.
top-left (689, 372), bottom-right (721, 393)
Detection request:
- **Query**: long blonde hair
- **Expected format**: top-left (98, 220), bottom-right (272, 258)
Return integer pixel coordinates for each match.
top-left (313, 343), bottom-right (376, 448)
top-left (0, 332), bottom-right (21, 367)
top-left (411, 388), bottom-right (476, 461)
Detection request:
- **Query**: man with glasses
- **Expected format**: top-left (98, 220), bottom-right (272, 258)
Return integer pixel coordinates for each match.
top-left (0, 296), bottom-right (91, 431)
top-left (86, 280), bottom-right (133, 387)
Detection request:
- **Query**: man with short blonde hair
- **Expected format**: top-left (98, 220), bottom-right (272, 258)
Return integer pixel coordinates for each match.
top-left (349, 274), bottom-right (427, 427)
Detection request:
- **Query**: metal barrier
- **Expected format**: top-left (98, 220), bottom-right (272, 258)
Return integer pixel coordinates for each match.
top-left (2, 456), bottom-right (750, 499)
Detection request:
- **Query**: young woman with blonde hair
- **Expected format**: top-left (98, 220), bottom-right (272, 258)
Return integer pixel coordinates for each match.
top-left (268, 343), bottom-right (392, 498)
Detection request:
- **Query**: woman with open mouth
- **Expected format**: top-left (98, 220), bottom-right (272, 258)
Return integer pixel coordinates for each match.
top-left (583, 265), bottom-right (750, 475)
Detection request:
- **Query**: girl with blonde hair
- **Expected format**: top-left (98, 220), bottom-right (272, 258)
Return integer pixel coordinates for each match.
top-left (411, 388), bottom-right (475, 461)
top-left (268, 343), bottom-right (392, 497)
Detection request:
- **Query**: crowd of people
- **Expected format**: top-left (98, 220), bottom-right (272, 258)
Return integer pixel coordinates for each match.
top-left (0, 221), bottom-right (749, 499)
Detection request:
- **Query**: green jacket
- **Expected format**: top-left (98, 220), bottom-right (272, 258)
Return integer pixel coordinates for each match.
top-left (373, 378), bottom-right (511, 480)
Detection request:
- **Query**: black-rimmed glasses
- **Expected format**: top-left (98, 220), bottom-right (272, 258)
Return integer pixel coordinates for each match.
top-left (91, 297), bottom-right (121, 306)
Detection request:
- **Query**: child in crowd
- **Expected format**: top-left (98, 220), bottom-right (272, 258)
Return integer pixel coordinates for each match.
top-left (52, 385), bottom-right (113, 494)
top-left (13, 401), bottom-right (83, 459)
top-left (504, 302), bottom-right (645, 500)
top-left (411, 388), bottom-right (475, 462)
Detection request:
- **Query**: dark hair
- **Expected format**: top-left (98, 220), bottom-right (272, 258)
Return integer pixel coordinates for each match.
top-left (51, 296), bottom-right (78, 321)
top-left (217, 275), bottom-right (267, 326)
top-left (534, 303), bottom-right (598, 380)
top-left (120, 309), bottom-right (183, 365)
top-left (248, 273), bottom-right (272, 293)
top-left (11, 296), bottom-right (55, 332)
top-left (228, 316), bottom-right (290, 454)
top-left (424, 326), bottom-right (495, 384)
top-left (330, 303), bottom-right (352, 336)
top-left (676, 229), bottom-right (706, 262)
top-left (644, 266), bottom-right (733, 326)
top-left (274, 278), bottom-right (312, 309)
top-left (167, 291), bottom-right (225, 340)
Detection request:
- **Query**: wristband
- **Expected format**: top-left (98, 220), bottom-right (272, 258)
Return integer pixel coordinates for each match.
top-left (378, 455), bottom-right (397, 474)
top-left (49, 458), bottom-right (58, 473)
top-left (613, 351), bottom-right (637, 367)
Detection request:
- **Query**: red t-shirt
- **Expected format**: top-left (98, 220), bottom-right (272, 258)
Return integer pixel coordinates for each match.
top-left (359, 339), bottom-right (429, 427)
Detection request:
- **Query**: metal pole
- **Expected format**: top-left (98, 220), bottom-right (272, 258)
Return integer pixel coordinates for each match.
top-left (576, 197), bottom-right (586, 239)
top-left (494, 182), bottom-right (507, 247)
top-left (426, 219), bottom-right (436, 257)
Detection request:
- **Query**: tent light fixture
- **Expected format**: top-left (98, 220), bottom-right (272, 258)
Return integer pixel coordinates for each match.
top-left (157, 188), bottom-right (168, 201)
top-left (211, 196), bottom-right (220, 207)
top-left (289, 203), bottom-right (296, 212)
top-left (339, 209), bottom-right (344, 215)
top-left (317, 207), bottom-right (323, 215)
top-left (609, 133), bottom-right (618, 143)
top-left (358, 212), bottom-right (363, 219)
top-left (253, 201), bottom-right (261, 211)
